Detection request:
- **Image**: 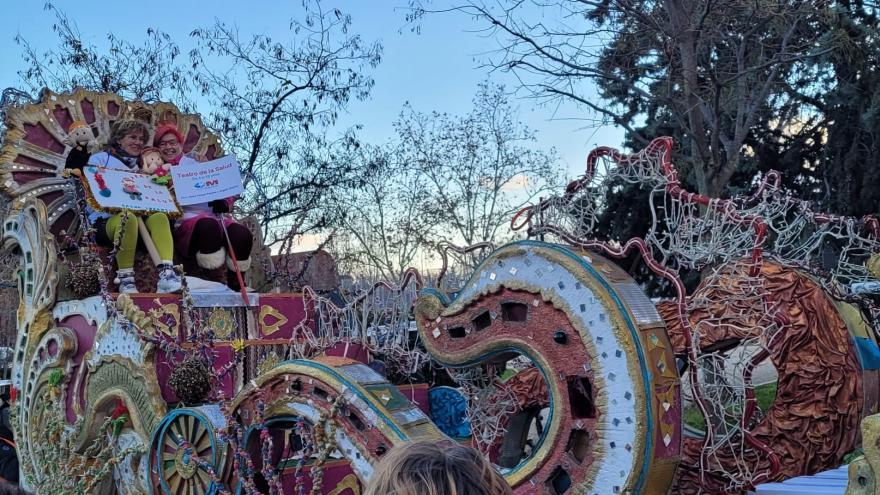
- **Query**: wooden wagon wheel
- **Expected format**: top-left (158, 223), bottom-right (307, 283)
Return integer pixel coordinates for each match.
top-left (150, 408), bottom-right (223, 495)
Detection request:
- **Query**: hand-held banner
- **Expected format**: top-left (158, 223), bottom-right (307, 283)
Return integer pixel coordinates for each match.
top-left (82, 166), bottom-right (180, 214)
top-left (170, 156), bottom-right (244, 206)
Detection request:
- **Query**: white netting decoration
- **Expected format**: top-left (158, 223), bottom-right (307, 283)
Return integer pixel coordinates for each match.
top-left (288, 269), bottom-right (429, 378)
top-left (512, 136), bottom-right (880, 489)
top-left (447, 366), bottom-right (519, 457)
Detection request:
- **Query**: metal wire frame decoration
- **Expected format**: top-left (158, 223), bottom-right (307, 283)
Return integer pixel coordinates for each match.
top-left (283, 243), bottom-right (526, 456)
top-left (510, 136), bottom-right (880, 493)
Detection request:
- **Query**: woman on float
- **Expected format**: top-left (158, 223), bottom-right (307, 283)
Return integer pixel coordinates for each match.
top-left (87, 119), bottom-right (181, 293)
top-left (153, 123), bottom-right (254, 290)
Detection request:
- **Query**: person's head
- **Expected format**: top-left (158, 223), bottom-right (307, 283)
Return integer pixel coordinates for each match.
top-left (364, 441), bottom-right (512, 495)
top-left (153, 123), bottom-right (185, 163)
top-left (0, 484), bottom-right (32, 495)
top-left (108, 120), bottom-right (149, 157)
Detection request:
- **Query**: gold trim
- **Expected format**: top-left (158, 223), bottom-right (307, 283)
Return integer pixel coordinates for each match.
top-left (150, 302), bottom-right (181, 337)
top-left (328, 474), bottom-right (361, 495)
top-left (259, 304), bottom-right (289, 337)
top-left (207, 308), bottom-right (234, 339)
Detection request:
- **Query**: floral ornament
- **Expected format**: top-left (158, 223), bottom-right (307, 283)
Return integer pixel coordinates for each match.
top-left (110, 399), bottom-right (129, 437)
top-left (207, 309), bottom-right (235, 339)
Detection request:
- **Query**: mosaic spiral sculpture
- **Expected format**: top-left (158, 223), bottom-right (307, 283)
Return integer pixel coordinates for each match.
top-left (414, 242), bottom-right (681, 494)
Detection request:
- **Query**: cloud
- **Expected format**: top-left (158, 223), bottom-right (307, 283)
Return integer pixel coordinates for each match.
top-left (500, 173), bottom-right (531, 192)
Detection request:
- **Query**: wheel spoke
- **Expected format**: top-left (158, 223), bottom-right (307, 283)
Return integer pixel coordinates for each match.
top-left (196, 469), bottom-right (210, 491)
top-left (164, 433), bottom-right (179, 451)
top-left (184, 416), bottom-right (193, 442)
top-left (167, 467), bottom-right (181, 492)
top-left (194, 426), bottom-right (211, 453)
top-left (172, 419), bottom-right (185, 442)
top-left (164, 464), bottom-right (178, 481)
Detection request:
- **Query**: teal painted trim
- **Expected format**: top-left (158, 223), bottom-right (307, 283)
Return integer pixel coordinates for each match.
top-left (855, 336), bottom-right (880, 370)
top-left (277, 359), bottom-right (408, 441)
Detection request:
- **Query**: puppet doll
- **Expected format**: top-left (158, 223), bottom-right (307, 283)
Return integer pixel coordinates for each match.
top-left (139, 147), bottom-right (172, 185)
top-left (64, 121), bottom-right (98, 174)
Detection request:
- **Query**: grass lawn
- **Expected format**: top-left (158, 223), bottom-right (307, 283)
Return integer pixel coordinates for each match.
top-left (683, 382), bottom-right (777, 431)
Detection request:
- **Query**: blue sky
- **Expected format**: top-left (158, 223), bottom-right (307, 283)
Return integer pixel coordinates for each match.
top-left (0, 1), bottom-right (623, 180)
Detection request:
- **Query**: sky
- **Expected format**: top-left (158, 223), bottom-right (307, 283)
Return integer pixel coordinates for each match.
top-left (0, 0), bottom-right (623, 180)
top-left (1, 1), bottom-right (625, 258)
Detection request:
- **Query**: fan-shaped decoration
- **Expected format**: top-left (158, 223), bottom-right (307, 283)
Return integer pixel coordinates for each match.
top-left (149, 407), bottom-right (225, 495)
top-left (0, 88), bottom-right (222, 240)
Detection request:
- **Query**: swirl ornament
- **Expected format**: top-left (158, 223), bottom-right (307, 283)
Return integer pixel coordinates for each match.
top-left (2, 199), bottom-right (62, 492)
top-left (414, 241), bottom-right (680, 494)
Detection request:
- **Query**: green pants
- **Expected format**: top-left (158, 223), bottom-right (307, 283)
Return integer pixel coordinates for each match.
top-left (105, 212), bottom-right (174, 269)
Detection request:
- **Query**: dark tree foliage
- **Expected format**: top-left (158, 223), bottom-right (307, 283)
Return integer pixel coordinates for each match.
top-left (759, 1), bottom-right (880, 217)
top-left (410, 0), bottom-right (836, 198)
top-left (410, 0), bottom-right (880, 295)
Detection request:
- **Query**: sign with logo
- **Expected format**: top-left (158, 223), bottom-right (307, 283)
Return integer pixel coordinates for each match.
top-left (82, 166), bottom-right (180, 214)
top-left (170, 156), bottom-right (244, 206)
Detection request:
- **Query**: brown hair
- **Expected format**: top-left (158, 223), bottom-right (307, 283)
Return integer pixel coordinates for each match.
top-left (107, 119), bottom-right (150, 148)
top-left (0, 484), bottom-right (33, 495)
top-left (364, 441), bottom-right (512, 495)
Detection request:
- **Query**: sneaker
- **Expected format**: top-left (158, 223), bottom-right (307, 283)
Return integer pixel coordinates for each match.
top-left (114, 269), bottom-right (137, 294)
top-left (157, 263), bottom-right (182, 293)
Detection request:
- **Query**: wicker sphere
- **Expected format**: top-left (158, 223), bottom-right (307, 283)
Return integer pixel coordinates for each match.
top-left (169, 356), bottom-right (213, 405)
top-left (67, 261), bottom-right (101, 299)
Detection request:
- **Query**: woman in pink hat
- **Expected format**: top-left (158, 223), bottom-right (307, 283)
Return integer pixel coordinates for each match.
top-left (154, 123), bottom-right (253, 289)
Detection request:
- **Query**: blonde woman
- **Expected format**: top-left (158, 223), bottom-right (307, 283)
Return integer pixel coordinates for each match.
top-left (364, 441), bottom-right (512, 495)
top-left (86, 119), bottom-right (180, 293)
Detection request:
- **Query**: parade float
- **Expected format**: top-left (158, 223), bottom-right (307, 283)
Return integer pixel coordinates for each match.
top-left (1, 89), bottom-right (879, 494)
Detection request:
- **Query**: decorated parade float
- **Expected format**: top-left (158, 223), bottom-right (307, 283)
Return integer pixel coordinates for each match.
top-left (2, 89), bottom-right (880, 494)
